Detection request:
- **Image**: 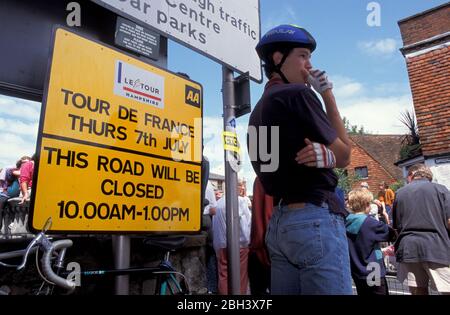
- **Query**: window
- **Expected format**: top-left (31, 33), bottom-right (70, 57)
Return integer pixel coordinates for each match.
top-left (355, 167), bottom-right (368, 179)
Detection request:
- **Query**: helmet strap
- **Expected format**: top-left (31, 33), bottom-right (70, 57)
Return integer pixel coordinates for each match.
top-left (274, 53), bottom-right (290, 84)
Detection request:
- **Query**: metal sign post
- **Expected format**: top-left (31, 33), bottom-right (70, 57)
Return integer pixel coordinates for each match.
top-left (222, 66), bottom-right (240, 294)
top-left (112, 235), bottom-right (130, 295)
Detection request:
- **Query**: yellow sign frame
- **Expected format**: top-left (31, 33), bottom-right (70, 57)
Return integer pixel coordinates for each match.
top-left (30, 27), bottom-right (203, 234)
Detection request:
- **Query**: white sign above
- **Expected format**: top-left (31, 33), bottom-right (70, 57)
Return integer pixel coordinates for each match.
top-left (93, 0), bottom-right (262, 82)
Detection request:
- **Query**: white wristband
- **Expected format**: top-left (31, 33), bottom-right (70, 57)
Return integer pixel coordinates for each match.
top-left (312, 142), bottom-right (336, 168)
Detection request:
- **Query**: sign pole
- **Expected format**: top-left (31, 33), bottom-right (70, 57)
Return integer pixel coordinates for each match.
top-left (113, 235), bottom-right (130, 295)
top-left (222, 66), bottom-right (240, 294)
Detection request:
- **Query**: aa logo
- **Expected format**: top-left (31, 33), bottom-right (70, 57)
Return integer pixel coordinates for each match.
top-left (185, 85), bottom-right (201, 108)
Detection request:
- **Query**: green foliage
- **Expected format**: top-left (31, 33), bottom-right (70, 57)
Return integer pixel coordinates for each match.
top-left (342, 116), bottom-right (368, 135)
top-left (335, 168), bottom-right (362, 194)
top-left (399, 143), bottom-right (422, 160)
top-left (389, 180), bottom-right (405, 192)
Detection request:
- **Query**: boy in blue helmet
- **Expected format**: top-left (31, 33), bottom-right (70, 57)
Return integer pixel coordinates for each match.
top-left (248, 24), bottom-right (353, 294)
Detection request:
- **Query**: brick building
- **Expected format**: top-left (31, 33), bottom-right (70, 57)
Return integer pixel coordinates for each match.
top-left (209, 172), bottom-right (225, 192)
top-left (346, 135), bottom-right (403, 195)
top-left (396, 3), bottom-right (450, 189)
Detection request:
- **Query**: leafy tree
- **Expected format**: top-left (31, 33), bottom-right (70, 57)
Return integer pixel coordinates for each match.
top-left (343, 117), bottom-right (350, 131)
top-left (335, 168), bottom-right (362, 194)
top-left (389, 180), bottom-right (405, 192)
top-left (342, 116), bottom-right (369, 135)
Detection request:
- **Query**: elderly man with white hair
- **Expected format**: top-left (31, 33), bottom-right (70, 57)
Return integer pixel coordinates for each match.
top-left (393, 163), bottom-right (450, 295)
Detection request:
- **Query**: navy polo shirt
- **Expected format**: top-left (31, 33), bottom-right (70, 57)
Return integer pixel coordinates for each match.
top-left (248, 78), bottom-right (344, 215)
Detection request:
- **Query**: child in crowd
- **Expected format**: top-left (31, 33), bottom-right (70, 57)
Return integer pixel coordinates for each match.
top-left (345, 188), bottom-right (396, 295)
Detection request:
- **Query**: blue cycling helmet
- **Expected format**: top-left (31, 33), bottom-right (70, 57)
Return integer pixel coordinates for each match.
top-left (256, 24), bottom-right (316, 61)
top-left (256, 24), bottom-right (316, 83)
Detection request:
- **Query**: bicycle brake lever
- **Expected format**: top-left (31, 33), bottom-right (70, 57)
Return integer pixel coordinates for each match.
top-left (43, 217), bottom-right (52, 233)
top-left (16, 218), bottom-right (53, 271)
top-left (17, 233), bottom-right (44, 270)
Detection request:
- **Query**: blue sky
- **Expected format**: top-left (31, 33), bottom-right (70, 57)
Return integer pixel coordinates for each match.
top-left (1, 0), bottom-right (448, 191)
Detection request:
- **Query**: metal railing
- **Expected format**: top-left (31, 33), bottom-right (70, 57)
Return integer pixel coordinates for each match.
top-left (352, 275), bottom-right (440, 295)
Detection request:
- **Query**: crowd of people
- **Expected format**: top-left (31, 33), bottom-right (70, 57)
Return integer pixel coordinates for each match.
top-left (203, 169), bottom-right (447, 296)
top-left (228, 23), bottom-right (449, 296)
top-left (0, 154), bottom-right (35, 234)
top-left (1, 22), bottom-right (449, 297)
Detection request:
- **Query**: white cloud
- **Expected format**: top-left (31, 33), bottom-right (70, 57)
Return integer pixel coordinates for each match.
top-left (262, 5), bottom-right (298, 32)
top-left (331, 76), bottom-right (413, 134)
top-left (330, 75), bottom-right (364, 99)
top-left (0, 95), bottom-right (40, 167)
top-left (0, 96), bottom-right (41, 121)
top-left (0, 132), bottom-right (37, 167)
top-left (0, 118), bottom-right (39, 136)
top-left (339, 95), bottom-right (413, 134)
top-left (358, 38), bottom-right (398, 56)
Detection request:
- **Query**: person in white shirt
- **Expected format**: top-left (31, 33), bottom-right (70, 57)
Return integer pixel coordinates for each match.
top-left (239, 182), bottom-right (252, 210)
top-left (203, 181), bottom-right (218, 293)
top-left (204, 182), bottom-right (217, 216)
top-left (213, 181), bottom-right (252, 294)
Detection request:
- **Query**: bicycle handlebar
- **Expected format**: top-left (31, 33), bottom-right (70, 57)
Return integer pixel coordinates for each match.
top-left (16, 217), bottom-right (53, 270)
top-left (0, 247), bottom-right (37, 261)
top-left (1, 217), bottom-right (76, 293)
top-left (41, 239), bottom-right (76, 293)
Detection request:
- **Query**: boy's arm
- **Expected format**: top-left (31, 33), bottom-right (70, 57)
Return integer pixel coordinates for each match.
top-left (387, 225), bottom-right (398, 242)
top-left (303, 69), bottom-right (351, 168)
top-left (321, 91), bottom-right (351, 168)
top-left (366, 218), bottom-right (395, 243)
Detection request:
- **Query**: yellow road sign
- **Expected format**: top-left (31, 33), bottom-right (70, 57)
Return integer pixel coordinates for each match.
top-left (31, 28), bottom-right (203, 233)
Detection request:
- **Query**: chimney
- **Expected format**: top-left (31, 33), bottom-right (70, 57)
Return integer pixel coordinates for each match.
top-left (398, 3), bottom-right (450, 158)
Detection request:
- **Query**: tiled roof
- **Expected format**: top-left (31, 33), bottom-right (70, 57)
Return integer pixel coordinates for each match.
top-left (350, 135), bottom-right (404, 180)
top-left (209, 172), bottom-right (225, 181)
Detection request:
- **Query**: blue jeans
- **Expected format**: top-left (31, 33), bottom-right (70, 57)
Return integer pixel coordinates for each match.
top-left (266, 203), bottom-right (352, 295)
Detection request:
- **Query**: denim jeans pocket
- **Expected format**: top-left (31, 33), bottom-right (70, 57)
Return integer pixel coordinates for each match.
top-left (265, 218), bottom-right (277, 258)
top-left (279, 220), bottom-right (323, 268)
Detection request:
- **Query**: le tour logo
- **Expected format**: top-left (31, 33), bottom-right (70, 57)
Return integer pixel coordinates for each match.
top-left (114, 60), bottom-right (165, 109)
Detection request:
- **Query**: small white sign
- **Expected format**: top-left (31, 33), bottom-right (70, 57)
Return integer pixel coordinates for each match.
top-left (94, 0), bottom-right (262, 82)
top-left (114, 60), bottom-right (165, 108)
